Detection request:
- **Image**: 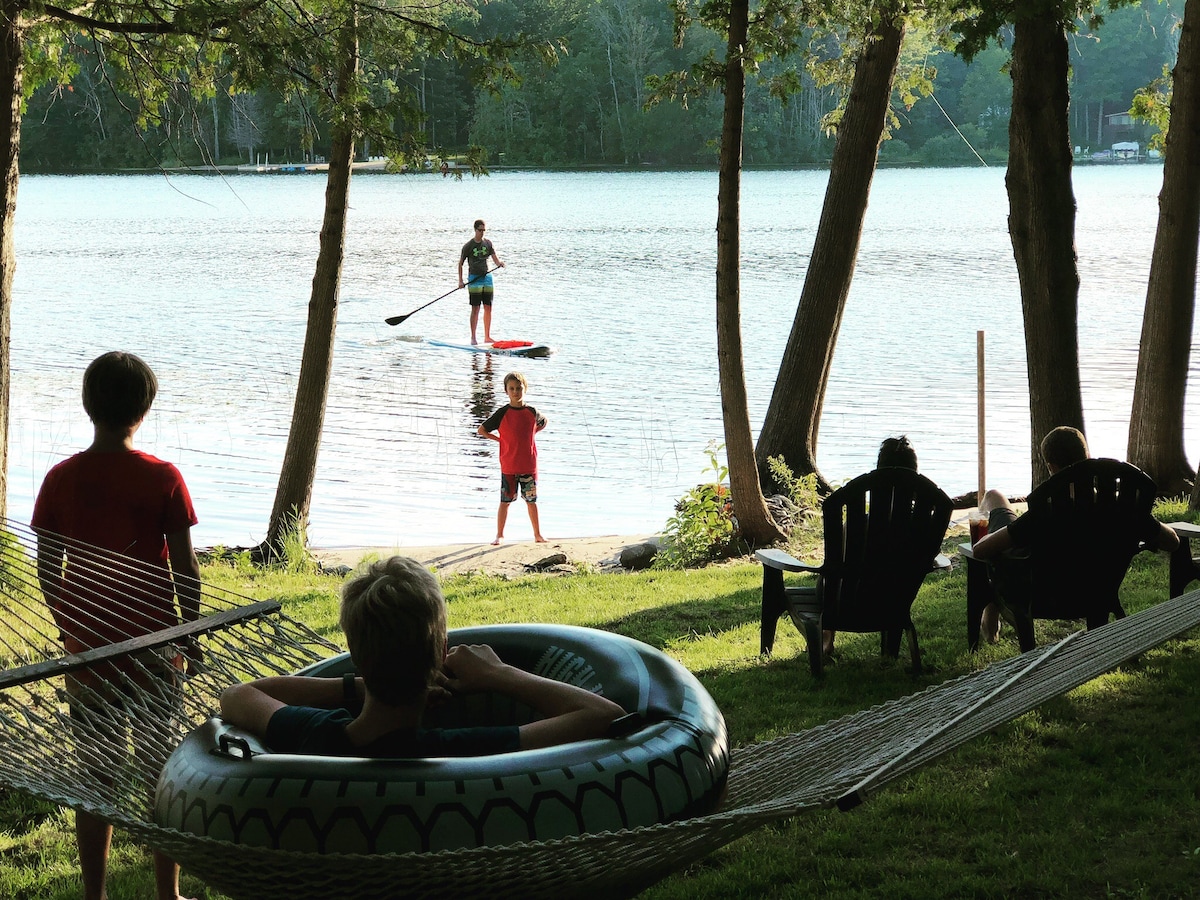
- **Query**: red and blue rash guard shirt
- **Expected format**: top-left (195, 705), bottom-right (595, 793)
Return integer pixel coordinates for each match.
top-left (481, 404), bottom-right (546, 476)
top-left (31, 449), bottom-right (198, 656)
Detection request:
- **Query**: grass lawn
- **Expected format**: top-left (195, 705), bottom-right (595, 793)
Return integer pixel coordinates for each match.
top-left (1, 546), bottom-right (1198, 898)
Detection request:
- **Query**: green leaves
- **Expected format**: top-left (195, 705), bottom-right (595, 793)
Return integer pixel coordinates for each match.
top-left (658, 481), bottom-right (740, 569)
top-left (21, 0), bottom-right (544, 166)
top-left (1130, 63), bottom-right (1171, 152)
top-left (657, 442), bottom-right (744, 569)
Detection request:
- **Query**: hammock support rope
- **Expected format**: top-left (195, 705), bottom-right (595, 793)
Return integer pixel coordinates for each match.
top-left (0, 518), bottom-right (1197, 899)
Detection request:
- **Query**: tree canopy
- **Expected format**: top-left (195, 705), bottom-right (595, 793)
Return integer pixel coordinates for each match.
top-left (16, 0), bottom-right (1184, 171)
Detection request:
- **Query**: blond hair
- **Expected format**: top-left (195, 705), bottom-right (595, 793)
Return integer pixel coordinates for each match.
top-left (339, 557), bottom-right (446, 706)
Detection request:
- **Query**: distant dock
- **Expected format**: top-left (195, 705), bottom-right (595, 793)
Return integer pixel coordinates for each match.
top-left (223, 158), bottom-right (390, 174)
top-left (172, 158), bottom-right (460, 175)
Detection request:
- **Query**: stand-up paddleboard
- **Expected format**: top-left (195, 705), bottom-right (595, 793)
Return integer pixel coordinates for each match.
top-left (426, 338), bottom-right (552, 358)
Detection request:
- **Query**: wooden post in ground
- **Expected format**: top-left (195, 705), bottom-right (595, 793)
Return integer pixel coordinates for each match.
top-left (977, 330), bottom-right (986, 506)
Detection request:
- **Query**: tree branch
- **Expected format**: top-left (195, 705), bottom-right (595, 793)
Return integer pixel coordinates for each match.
top-left (40, 3), bottom-right (229, 36)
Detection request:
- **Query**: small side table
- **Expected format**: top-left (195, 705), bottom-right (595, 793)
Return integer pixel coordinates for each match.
top-left (958, 542), bottom-right (1037, 652)
top-left (1165, 521), bottom-right (1200, 597)
top-left (958, 542), bottom-right (993, 651)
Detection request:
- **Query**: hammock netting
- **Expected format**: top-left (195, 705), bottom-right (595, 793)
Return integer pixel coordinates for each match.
top-left (1, 518), bottom-right (1198, 899)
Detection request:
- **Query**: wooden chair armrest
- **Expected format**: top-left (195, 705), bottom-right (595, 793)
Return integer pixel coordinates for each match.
top-left (755, 548), bottom-right (821, 573)
top-left (959, 541), bottom-right (1030, 563)
top-left (1166, 521), bottom-right (1200, 540)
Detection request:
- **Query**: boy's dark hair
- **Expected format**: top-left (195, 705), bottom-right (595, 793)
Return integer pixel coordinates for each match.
top-left (339, 556), bottom-right (446, 706)
top-left (473, 219), bottom-right (486, 231)
top-left (82, 352), bottom-right (158, 429)
top-left (1040, 426), bottom-right (1089, 470)
top-left (877, 435), bottom-right (918, 471)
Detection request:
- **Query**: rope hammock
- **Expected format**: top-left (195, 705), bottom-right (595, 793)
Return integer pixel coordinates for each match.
top-left (1, 517), bottom-right (1198, 899)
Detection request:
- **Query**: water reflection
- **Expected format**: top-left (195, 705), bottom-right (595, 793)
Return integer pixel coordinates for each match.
top-left (465, 353), bottom-right (496, 458)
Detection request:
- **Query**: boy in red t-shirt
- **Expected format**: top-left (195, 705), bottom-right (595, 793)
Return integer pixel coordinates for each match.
top-left (477, 371), bottom-right (548, 545)
top-left (32, 351), bottom-right (200, 900)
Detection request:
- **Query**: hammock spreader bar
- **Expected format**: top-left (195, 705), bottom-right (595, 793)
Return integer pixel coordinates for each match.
top-left (0, 600), bottom-right (281, 691)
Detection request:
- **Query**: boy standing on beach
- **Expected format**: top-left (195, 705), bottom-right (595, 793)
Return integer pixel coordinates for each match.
top-left (221, 556), bottom-right (623, 755)
top-left (478, 371), bottom-right (547, 545)
top-left (32, 351), bottom-right (200, 900)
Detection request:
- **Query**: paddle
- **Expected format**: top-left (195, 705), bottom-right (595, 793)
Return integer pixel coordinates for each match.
top-left (385, 267), bottom-right (502, 327)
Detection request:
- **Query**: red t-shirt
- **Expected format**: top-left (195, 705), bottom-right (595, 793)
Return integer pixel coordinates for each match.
top-left (480, 404), bottom-right (546, 475)
top-left (31, 449), bottom-right (198, 658)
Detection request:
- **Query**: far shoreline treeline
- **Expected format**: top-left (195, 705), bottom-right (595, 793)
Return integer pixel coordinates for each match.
top-left (23, 155), bottom-right (1168, 178)
top-left (19, 0), bottom-right (1178, 175)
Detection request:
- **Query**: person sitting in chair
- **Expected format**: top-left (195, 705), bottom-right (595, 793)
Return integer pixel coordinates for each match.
top-left (823, 435), bottom-right (920, 658)
top-left (876, 434), bottom-right (918, 470)
top-left (972, 426), bottom-right (1179, 642)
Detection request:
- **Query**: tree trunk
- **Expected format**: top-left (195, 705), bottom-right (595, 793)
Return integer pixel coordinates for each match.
top-left (0, 2), bottom-right (20, 521)
top-left (1131, 0), bottom-right (1200, 498)
top-left (754, 14), bottom-right (905, 487)
top-left (716, 0), bottom-right (784, 544)
top-left (1006, 11), bottom-right (1084, 487)
top-left (262, 21), bottom-right (358, 555)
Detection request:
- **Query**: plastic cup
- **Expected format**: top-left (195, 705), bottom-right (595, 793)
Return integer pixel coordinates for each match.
top-left (969, 514), bottom-right (989, 544)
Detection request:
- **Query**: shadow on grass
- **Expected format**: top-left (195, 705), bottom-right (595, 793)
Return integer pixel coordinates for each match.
top-left (593, 554), bottom-right (1181, 753)
top-left (591, 568), bottom-right (985, 743)
top-left (592, 586), bottom-right (763, 649)
top-left (647, 625), bottom-right (1200, 899)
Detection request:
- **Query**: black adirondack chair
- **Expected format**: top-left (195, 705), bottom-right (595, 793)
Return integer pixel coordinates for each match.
top-left (963, 458), bottom-right (1159, 653)
top-left (756, 467), bottom-right (953, 676)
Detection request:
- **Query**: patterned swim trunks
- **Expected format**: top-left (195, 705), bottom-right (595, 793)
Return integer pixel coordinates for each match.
top-left (500, 474), bottom-right (537, 503)
top-left (467, 273), bottom-right (494, 307)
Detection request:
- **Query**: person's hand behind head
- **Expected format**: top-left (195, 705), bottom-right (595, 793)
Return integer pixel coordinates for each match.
top-left (442, 644), bottom-right (507, 693)
top-left (423, 668), bottom-right (453, 710)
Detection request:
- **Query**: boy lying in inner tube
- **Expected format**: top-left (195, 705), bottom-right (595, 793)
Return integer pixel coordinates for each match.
top-left (220, 556), bottom-right (625, 756)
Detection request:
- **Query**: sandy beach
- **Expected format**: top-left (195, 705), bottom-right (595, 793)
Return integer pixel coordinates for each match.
top-left (313, 534), bottom-right (661, 578)
top-left (309, 508), bottom-right (990, 579)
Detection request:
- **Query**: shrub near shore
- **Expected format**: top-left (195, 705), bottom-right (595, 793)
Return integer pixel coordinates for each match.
top-left (0, 536), bottom-right (1197, 897)
top-left (657, 448), bottom-right (820, 569)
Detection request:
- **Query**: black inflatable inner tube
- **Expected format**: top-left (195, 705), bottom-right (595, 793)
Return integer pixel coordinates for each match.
top-left (154, 623), bottom-right (729, 854)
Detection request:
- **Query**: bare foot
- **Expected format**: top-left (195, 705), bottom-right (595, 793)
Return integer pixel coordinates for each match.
top-left (471, 338), bottom-right (479, 346)
top-left (491, 536), bottom-right (504, 546)
top-left (484, 335), bottom-right (494, 344)
top-left (534, 535), bottom-right (547, 543)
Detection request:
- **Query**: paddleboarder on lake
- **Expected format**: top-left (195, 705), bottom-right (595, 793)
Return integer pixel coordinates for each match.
top-left (458, 219), bottom-right (505, 345)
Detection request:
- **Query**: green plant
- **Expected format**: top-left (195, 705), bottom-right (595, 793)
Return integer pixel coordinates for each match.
top-left (656, 442), bottom-right (741, 569)
top-left (276, 508), bottom-right (319, 575)
top-left (766, 455), bottom-right (821, 514)
top-left (701, 440), bottom-right (728, 484)
top-left (1152, 494), bottom-right (1195, 524)
top-left (198, 545), bottom-right (255, 572)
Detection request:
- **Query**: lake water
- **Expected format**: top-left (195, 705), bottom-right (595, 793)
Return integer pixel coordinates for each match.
top-left (10, 165), bottom-right (1190, 549)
